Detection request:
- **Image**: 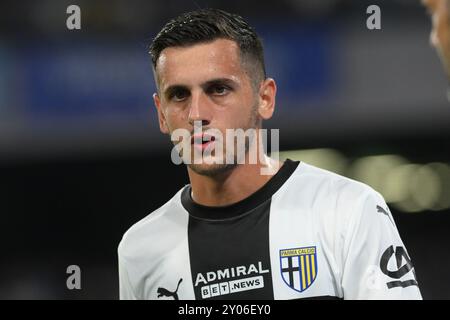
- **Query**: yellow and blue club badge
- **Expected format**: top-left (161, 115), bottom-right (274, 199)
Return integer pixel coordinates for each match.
top-left (280, 246), bottom-right (317, 292)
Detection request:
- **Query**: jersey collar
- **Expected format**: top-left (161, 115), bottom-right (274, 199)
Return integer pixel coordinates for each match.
top-left (181, 159), bottom-right (300, 221)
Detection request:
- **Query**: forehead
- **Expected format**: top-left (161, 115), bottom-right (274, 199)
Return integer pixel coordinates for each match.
top-left (156, 39), bottom-right (245, 88)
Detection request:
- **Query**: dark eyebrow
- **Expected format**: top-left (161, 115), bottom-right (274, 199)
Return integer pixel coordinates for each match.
top-left (163, 78), bottom-right (239, 99)
top-left (201, 78), bottom-right (239, 90)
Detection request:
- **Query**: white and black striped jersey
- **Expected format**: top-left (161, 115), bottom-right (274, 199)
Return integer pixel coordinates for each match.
top-left (118, 159), bottom-right (422, 300)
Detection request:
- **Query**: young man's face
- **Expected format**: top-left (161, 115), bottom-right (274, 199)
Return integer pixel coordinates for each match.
top-left (423, 0), bottom-right (450, 79)
top-left (153, 38), bottom-right (275, 176)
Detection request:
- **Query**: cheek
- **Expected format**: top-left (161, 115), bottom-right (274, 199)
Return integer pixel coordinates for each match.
top-left (165, 107), bottom-right (189, 128)
top-left (226, 100), bottom-right (258, 128)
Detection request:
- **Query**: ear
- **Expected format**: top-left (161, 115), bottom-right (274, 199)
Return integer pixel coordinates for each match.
top-left (257, 78), bottom-right (277, 120)
top-left (153, 93), bottom-right (170, 134)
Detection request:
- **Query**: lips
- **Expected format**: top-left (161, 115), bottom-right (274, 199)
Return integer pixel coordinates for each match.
top-left (191, 133), bottom-right (216, 151)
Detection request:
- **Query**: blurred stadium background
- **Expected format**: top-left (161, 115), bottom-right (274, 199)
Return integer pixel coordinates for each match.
top-left (0, 0), bottom-right (449, 299)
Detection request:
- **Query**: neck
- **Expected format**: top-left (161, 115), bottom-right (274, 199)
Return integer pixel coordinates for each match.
top-left (188, 153), bottom-right (282, 207)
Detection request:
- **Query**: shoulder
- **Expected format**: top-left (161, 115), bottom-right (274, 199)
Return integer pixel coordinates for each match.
top-left (300, 163), bottom-right (395, 238)
top-left (118, 186), bottom-right (188, 260)
top-left (284, 161), bottom-right (381, 205)
top-left (280, 161), bottom-right (386, 231)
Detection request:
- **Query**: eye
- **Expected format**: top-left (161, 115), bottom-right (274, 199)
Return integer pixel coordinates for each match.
top-left (208, 84), bottom-right (230, 96)
top-left (170, 89), bottom-right (189, 102)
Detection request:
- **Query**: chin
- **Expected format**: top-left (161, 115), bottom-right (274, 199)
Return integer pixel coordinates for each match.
top-left (187, 162), bottom-right (237, 177)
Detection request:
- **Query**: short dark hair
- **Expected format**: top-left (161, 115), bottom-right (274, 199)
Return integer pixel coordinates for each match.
top-left (149, 8), bottom-right (266, 87)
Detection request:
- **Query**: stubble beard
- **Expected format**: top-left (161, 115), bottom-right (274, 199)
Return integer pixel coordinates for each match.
top-left (186, 103), bottom-right (260, 177)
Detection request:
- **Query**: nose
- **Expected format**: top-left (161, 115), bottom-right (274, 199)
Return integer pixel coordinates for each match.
top-left (188, 90), bottom-right (211, 127)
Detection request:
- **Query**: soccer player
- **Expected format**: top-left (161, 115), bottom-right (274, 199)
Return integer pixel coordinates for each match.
top-left (118, 8), bottom-right (422, 300)
top-left (422, 0), bottom-right (450, 81)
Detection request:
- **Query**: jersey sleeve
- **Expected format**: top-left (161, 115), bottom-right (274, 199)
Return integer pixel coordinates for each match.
top-left (118, 248), bottom-right (138, 300)
top-left (340, 188), bottom-right (422, 299)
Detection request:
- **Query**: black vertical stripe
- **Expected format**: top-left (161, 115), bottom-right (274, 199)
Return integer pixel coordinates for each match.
top-left (187, 200), bottom-right (274, 300)
top-left (181, 160), bottom-right (300, 300)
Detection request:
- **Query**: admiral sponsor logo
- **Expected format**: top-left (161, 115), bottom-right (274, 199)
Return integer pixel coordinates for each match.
top-left (194, 261), bottom-right (269, 299)
top-left (200, 275), bottom-right (264, 299)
